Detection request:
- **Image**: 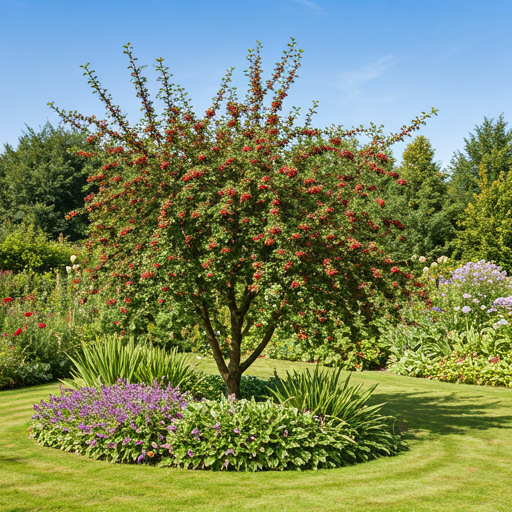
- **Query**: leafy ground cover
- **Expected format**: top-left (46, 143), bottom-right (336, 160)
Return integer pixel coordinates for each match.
top-left (1, 358), bottom-right (512, 512)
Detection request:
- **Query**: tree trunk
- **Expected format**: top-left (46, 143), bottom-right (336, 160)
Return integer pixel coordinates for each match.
top-left (226, 367), bottom-right (242, 398)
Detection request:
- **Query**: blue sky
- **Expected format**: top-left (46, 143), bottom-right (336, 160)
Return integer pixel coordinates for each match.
top-left (1, 0), bottom-right (511, 168)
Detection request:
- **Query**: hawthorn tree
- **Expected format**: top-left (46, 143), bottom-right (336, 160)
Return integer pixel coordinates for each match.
top-left (52, 41), bottom-right (435, 396)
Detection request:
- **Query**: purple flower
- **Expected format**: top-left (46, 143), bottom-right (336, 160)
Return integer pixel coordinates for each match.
top-left (122, 437), bottom-right (131, 445)
top-left (432, 306), bottom-right (443, 312)
top-left (225, 449), bottom-right (234, 456)
top-left (213, 422), bottom-right (221, 430)
top-left (187, 450), bottom-right (194, 458)
top-left (463, 293), bottom-right (472, 299)
top-left (107, 442), bottom-right (117, 449)
top-left (461, 306), bottom-right (472, 314)
top-left (283, 430), bottom-right (289, 437)
top-left (190, 428), bottom-right (200, 436)
top-left (137, 453), bottom-right (145, 463)
top-left (135, 440), bottom-right (143, 445)
top-left (233, 428), bottom-right (240, 434)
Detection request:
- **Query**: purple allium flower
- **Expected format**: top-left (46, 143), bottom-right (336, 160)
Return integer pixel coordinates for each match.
top-left (135, 440), bottom-right (143, 445)
top-left (122, 437), bottom-right (131, 445)
top-left (213, 422), bottom-right (221, 430)
top-left (461, 306), bottom-right (472, 314)
top-left (137, 453), bottom-right (145, 463)
top-left (89, 439), bottom-right (97, 447)
top-left (151, 442), bottom-right (158, 449)
top-left (167, 425), bottom-right (177, 432)
top-left (107, 442), bottom-right (117, 449)
top-left (225, 449), bottom-right (235, 456)
top-left (187, 450), bottom-right (194, 458)
top-left (283, 430), bottom-right (289, 437)
top-left (233, 428), bottom-right (240, 434)
top-left (190, 428), bottom-right (200, 436)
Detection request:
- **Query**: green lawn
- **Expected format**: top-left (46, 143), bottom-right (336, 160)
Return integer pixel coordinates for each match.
top-left (1, 359), bottom-right (511, 512)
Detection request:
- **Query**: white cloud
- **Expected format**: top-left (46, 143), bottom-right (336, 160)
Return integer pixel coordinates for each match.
top-left (333, 55), bottom-right (396, 98)
top-left (291, 0), bottom-right (324, 13)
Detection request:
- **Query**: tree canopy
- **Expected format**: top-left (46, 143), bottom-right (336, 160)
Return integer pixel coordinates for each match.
top-left (51, 41), bottom-right (435, 396)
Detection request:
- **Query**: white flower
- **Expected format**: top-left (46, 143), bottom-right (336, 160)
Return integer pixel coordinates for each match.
top-left (70, 255), bottom-right (77, 263)
top-left (66, 266), bottom-right (71, 273)
top-left (437, 256), bottom-right (448, 263)
top-left (196, 356), bottom-right (202, 360)
top-left (72, 264), bottom-right (79, 271)
top-left (431, 262), bottom-right (438, 267)
top-left (454, 306), bottom-right (460, 311)
top-left (419, 256), bottom-right (426, 263)
top-left (423, 267), bottom-right (429, 273)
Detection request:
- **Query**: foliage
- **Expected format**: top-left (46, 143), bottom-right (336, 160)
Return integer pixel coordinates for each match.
top-left (386, 311), bottom-right (512, 388)
top-left (61, 334), bottom-right (202, 392)
top-left (0, 122), bottom-right (92, 241)
top-left (383, 136), bottom-right (461, 260)
top-left (0, 222), bottom-right (79, 272)
top-left (447, 114), bottom-right (512, 206)
top-left (0, 265), bottom-right (110, 389)
top-left (192, 373), bottom-right (277, 401)
top-left (457, 170), bottom-right (512, 271)
top-left (162, 396), bottom-right (405, 471)
top-left (0, 338), bottom-right (53, 388)
top-left (267, 364), bottom-right (402, 454)
top-left (50, 41), bottom-right (435, 396)
top-left (30, 379), bottom-right (405, 471)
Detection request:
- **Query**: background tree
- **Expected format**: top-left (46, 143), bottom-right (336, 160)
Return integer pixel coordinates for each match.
top-left (0, 122), bottom-right (92, 241)
top-left (383, 136), bottom-right (461, 260)
top-left (457, 167), bottom-right (512, 271)
top-left (51, 42), bottom-right (435, 397)
top-left (447, 115), bottom-right (512, 206)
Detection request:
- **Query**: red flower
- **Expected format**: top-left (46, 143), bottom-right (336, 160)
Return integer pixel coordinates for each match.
top-left (2, 297), bottom-right (13, 304)
top-left (291, 281), bottom-right (300, 288)
top-left (240, 193), bottom-right (252, 203)
top-left (120, 307), bottom-right (127, 313)
top-left (397, 179), bottom-right (406, 185)
top-left (198, 155), bottom-right (205, 161)
top-left (242, 146), bottom-right (251, 152)
top-left (254, 272), bottom-right (262, 280)
top-left (265, 239), bottom-right (275, 246)
top-left (114, 321), bottom-right (120, 325)
top-left (162, 287), bottom-right (169, 291)
top-left (124, 298), bottom-right (131, 303)
top-left (158, 299), bottom-right (165, 304)
top-left (207, 272), bottom-right (213, 278)
top-left (392, 282), bottom-right (398, 288)
top-left (376, 198), bottom-right (385, 207)
top-left (39, 323), bottom-right (46, 329)
top-left (390, 267), bottom-right (400, 274)
top-left (25, 312), bottom-right (33, 317)
top-left (255, 323), bottom-right (262, 328)
top-left (14, 328), bottom-right (22, 335)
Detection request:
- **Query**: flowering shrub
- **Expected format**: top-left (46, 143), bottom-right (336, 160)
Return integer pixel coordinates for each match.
top-left (431, 260), bottom-right (512, 328)
top-left (50, 41), bottom-right (435, 396)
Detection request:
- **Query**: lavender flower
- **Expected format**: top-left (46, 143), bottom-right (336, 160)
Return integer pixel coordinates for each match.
top-left (187, 450), bottom-right (194, 458)
top-left (225, 449), bottom-right (235, 456)
top-left (462, 306), bottom-right (472, 314)
top-left (233, 428), bottom-right (240, 434)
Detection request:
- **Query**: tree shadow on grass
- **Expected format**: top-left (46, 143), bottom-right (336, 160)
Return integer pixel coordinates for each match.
top-left (370, 388), bottom-right (512, 436)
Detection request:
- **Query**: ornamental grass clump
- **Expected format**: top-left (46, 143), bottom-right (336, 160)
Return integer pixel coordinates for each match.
top-left (267, 365), bottom-right (405, 457)
top-left (61, 334), bottom-right (201, 393)
top-left (30, 380), bottom-right (188, 463)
